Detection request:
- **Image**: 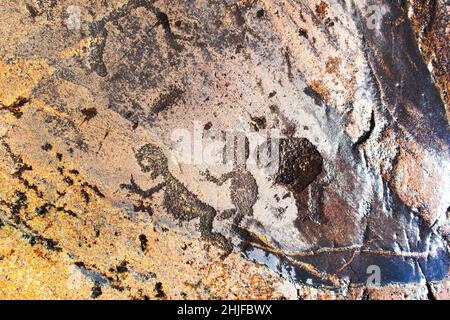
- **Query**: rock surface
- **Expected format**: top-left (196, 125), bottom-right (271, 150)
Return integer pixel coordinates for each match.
top-left (0, 0), bottom-right (448, 299)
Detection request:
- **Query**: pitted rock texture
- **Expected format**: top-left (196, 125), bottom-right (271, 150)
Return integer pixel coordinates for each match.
top-left (0, 0), bottom-right (449, 299)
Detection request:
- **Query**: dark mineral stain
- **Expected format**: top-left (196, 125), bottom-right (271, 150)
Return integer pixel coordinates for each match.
top-left (269, 105), bottom-right (296, 136)
top-left (139, 234), bottom-right (148, 252)
top-left (414, 0), bottom-right (438, 34)
top-left (57, 190), bottom-right (66, 197)
top-left (91, 283), bottom-right (103, 299)
top-left (35, 203), bottom-right (52, 216)
top-left (116, 260), bottom-right (128, 273)
top-left (204, 122), bottom-right (213, 130)
top-left (13, 162), bottom-right (32, 180)
top-left (25, 4), bottom-right (39, 18)
top-left (0, 96), bottom-right (30, 118)
top-left (354, 109), bottom-right (375, 147)
top-left (324, 17), bottom-right (334, 27)
top-left (250, 115), bottom-right (267, 130)
top-left (96, 129), bottom-right (110, 153)
top-left (56, 206), bottom-right (78, 218)
top-left (41, 143), bottom-right (53, 151)
top-left (0, 213), bottom-right (63, 252)
top-left (43, 238), bottom-right (59, 251)
top-left (256, 9), bottom-right (265, 19)
top-left (81, 182), bottom-right (105, 198)
top-left (284, 48), bottom-right (294, 82)
top-left (9, 191), bottom-right (28, 215)
top-left (152, 9), bottom-right (183, 52)
top-left (275, 138), bottom-right (323, 193)
top-left (25, 233), bottom-right (61, 252)
top-left (154, 282), bottom-right (166, 299)
top-left (361, 288), bottom-right (370, 300)
top-left (80, 189), bottom-right (90, 204)
top-left (235, 44), bottom-right (244, 53)
top-left (1, 142), bottom-right (43, 198)
top-left (298, 28), bottom-right (309, 38)
top-left (232, 6), bottom-right (246, 27)
top-left (152, 86), bottom-right (184, 114)
top-left (303, 85), bottom-right (324, 106)
top-left (133, 201), bottom-right (154, 216)
top-left (426, 282), bottom-right (436, 300)
top-left (69, 169), bottom-right (79, 175)
top-left (81, 107), bottom-right (98, 123)
top-left (155, 11), bottom-right (172, 35)
top-left (63, 176), bottom-right (74, 186)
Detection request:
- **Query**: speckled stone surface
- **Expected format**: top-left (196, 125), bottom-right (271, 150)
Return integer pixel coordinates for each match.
top-left (0, 0), bottom-right (448, 300)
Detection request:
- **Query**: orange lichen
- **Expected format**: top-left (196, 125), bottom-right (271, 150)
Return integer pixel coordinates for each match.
top-left (315, 1), bottom-right (329, 19)
top-left (58, 38), bottom-right (94, 60)
top-left (0, 59), bottom-right (52, 107)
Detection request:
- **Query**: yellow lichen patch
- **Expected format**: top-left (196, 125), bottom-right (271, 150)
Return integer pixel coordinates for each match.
top-left (0, 222), bottom-right (131, 300)
top-left (31, 99), bottom-right (72, 119)
top-left (309, 79), bottom-right (330, 102)
top-left (0, 59), bottom-right (53, 107)
top-left (58, 37), bottom-right (95, 60)
top-left (0, 224), bottom-right (92, 300)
